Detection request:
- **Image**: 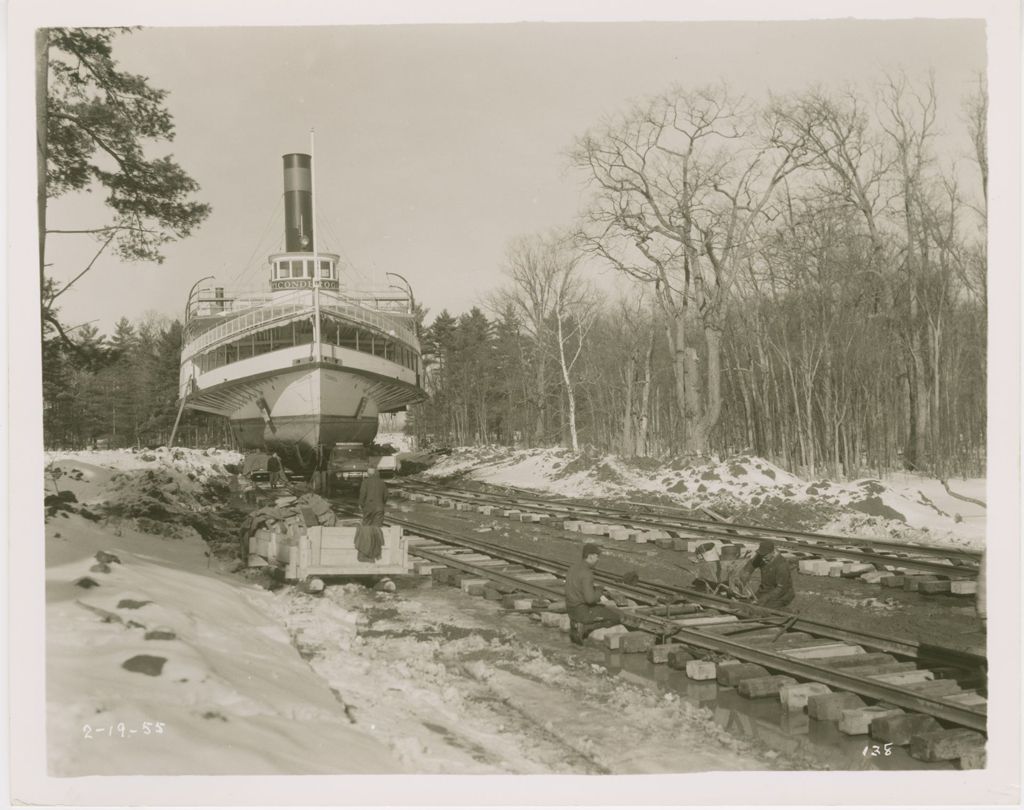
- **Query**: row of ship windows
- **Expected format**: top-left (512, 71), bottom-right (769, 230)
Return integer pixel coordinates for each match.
top-left (194, 315), bottom-right (419, 375)
top-left (274, 259), bottom-right (335, 280)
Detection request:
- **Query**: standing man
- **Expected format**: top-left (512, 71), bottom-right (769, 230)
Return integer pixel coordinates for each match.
top-left (565, 543), bottom-right (620, 645)
top-left (744, 540), bottom-right (795, 609)
top-left (267, 451), bottom-right (284, 489)
top-left (359, 469), bottom-right (387, 527)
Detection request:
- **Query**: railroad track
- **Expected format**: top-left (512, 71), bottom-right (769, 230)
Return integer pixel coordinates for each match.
top-left (394, 479), bottom-right (982, 584)
top-left (327, 495), bottom-right (986, 767)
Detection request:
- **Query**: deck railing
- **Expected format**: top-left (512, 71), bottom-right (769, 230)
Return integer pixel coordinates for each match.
top-left (182, 288), bottom-right (418, 361)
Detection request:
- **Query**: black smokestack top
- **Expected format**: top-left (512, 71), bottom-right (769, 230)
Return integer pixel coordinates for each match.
top-left (283, 153), bottom-right (313, 252)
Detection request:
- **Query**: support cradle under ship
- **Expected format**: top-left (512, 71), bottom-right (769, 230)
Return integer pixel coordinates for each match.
top-left (178, 152), bottom-right (426, 475)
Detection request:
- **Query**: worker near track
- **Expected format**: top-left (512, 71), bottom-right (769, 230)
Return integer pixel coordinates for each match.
top-left (267, 451), bottom-right (285, 489)
top-left (742, 540), bottom-right (795, 609)
top-left (565, 543), bottom-right (620, 645)
top-left (359, 469), bottom-right (387, 527)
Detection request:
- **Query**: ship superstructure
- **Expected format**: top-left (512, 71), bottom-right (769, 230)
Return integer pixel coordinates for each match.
top-left (178, 152), bottom-right (425, 472)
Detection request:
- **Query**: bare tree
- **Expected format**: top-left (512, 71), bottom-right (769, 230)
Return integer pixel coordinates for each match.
top-left (572, 83), bottom-right (810, 453)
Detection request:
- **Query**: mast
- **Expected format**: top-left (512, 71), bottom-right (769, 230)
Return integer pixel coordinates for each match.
top-left (310, 129), bottom-right (322, 361)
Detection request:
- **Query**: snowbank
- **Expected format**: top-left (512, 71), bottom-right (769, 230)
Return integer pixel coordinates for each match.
top-left (420, 447), bottom-right (985, 551)
top-left (46, 515), bottom-right (404, 775)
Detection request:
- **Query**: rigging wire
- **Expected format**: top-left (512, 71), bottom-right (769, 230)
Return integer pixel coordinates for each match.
top-left (227, 194), bottom-right (285, 289)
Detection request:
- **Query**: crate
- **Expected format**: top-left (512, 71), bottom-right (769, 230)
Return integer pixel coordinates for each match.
top-left (249, 521), bottom-right (408, 580)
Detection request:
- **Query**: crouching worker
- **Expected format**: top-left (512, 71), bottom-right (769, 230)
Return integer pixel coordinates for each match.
top-left (565, 543), bottom-right (620, 645)
top-left (743, 540), bottom-right (795, 609)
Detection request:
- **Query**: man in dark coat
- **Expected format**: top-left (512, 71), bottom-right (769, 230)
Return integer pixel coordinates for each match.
top-left (565, 543), bottom-right (620, 645)
top-left (358, 470), bottom-right (387, 527)
top-left (745, 540), bottom-right (795, 609)
top-left (356, 470), bottom-right (387, 562)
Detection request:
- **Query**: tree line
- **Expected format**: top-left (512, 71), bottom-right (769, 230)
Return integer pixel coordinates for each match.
top-left (37, 27), bottom-right (986, 479)
top-left (410, 74), bottom-right (987, 479)
top-left (42, 311), bottom-right (227, 449)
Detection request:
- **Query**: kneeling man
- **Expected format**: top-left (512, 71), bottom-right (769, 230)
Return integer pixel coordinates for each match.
top-left (565, 543), bottom-right (620, 645)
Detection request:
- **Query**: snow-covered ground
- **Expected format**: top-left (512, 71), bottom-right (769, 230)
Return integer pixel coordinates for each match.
top-left (43, 448), bottom-right (805, 776)
top-left (421, 447), bottom-right (986, 551)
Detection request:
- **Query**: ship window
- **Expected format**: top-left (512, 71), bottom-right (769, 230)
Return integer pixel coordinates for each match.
top-left (320, 260), bottom-right (332, 279)
top-left (278, 261), bottom-right (290, 279)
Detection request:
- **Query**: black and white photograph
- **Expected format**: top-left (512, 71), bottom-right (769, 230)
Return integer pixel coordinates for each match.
top-left (7, 0), bottom-right (1021, 806)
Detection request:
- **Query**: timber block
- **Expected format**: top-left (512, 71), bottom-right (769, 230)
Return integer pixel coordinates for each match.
top-left (799, 560), bottom-right (833, 576)
top-left (807, 691), bottom-right (866, 721)
top-left (910, 729), bottom-right (986, 762)
top-left (841, 563), bottom-right (876, 577)
top-left (943, 692), bottom-right (988, 709)
top-left (648, 643), bottom-right (687, 665)
top-left (539, 611), bottom-right (563, 627)
top-left (502, 509), bottom-right (522, 519)
top-left (630, 531), bottom-right (648, 543)
top-left (950, 580), bottom-right (978, 595)
top-left (811, 652), bottom-right (896, 669)
top-left (717, 662), bottom-right (771, 687)
top-left (917, 580), bottom-right (952, 594)
top-left (828, 564), bottom-right (845, 577)
top-left (618, 631), bottom-right (656, 654)
top-left (460, 577), bottom-right (490, 595)
top-left (603, 627), bottom-right (632, 650)
top-left (838, 706), bottom-right (904, 736)
top-left (782, 644), bottom-right (866, 660)
top-left (654, 538), bottom-right (675, 549)
top-left (843, 661), bottom-right (918, 677)
top-left (870, 669), bottom-right (933, 685)
top-left (608, 529), bottom-right (631, 541)
top-left (557, 615), bottom-right (572, 632)
top-left (674, 614), bottom-right (739, 627)
top-left (904, 575), bottom-right (939, 592)
top-left (902, 679), bottom-right (963, 698)
top-left (512, 598), bottom-right (534, 611)
top-left (959, 750), bottom-right (987, 770)
top-left (563, 520), bottom-right (583, 531)
top-left (685, 660), bottom-right (718, 681)
top-left (737, 675), bottom-right (797, 699)
top-left (582, 523), bottom-right (606, 535)
top-left (881, 576), bottom-right (906, 588)
top-left (501, 593), bottom-right (532, 609)
top-left (478, 506), bottom-right (494, 516)
top-left (689, 539), bottom-right (723, 553)
top-left (431, 566), bottom-right (453, 584)
top-left (870, 713), bottom-right (943, 745)
top-left (667, 649), bottom-right (695, 669)
top-left (483, 587), bottom-right (504, 601)
top-left (860, 571), bottom-right (888, 585)
top-left (520, 513), bottom-right (542, 523)
top-left (749, 632), bottom-right (814, 648)
top-left (779, 682), bottom-right (831, 712)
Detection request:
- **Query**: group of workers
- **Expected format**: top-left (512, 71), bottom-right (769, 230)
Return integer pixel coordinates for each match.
top-left (564, 538), bottom-right (795, 645)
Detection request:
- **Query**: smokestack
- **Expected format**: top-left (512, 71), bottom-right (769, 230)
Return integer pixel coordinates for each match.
top-left (282, 153), bottom-right (313, 252)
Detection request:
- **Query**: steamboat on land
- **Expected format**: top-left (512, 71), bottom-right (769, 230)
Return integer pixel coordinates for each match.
top-left (178, 152), bottom-right (425, 484)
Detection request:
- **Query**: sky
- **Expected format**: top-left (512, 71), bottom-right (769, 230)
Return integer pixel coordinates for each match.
top-left (44, 19), bottom-right (986, 334)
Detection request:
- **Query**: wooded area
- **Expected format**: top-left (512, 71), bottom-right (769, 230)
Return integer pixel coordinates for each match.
top-left (411, 75), bottom-right (988, 479)
top-left (37, 27), bottom-right (986, 480)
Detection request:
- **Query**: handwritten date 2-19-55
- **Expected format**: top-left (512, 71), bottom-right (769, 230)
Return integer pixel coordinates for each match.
top-left (82, 722), bottom-right (165, 739)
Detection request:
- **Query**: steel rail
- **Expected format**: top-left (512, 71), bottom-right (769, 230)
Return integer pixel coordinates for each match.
top-left (395, 481), bottom-right (980, 577)
top-left (375, 509), bottom-right (986, 668)
top-left (394, 518), bottom-right (986, 733)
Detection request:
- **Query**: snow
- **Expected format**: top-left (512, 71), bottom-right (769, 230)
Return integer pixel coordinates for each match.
top-left (44, 449), bottom-right (801, 776)
top-left (421, 447), bottom-right (986, 551)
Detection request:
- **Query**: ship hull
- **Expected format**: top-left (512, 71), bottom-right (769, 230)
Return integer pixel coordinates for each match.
top-left (185, 356), bottom-right (422, 469)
